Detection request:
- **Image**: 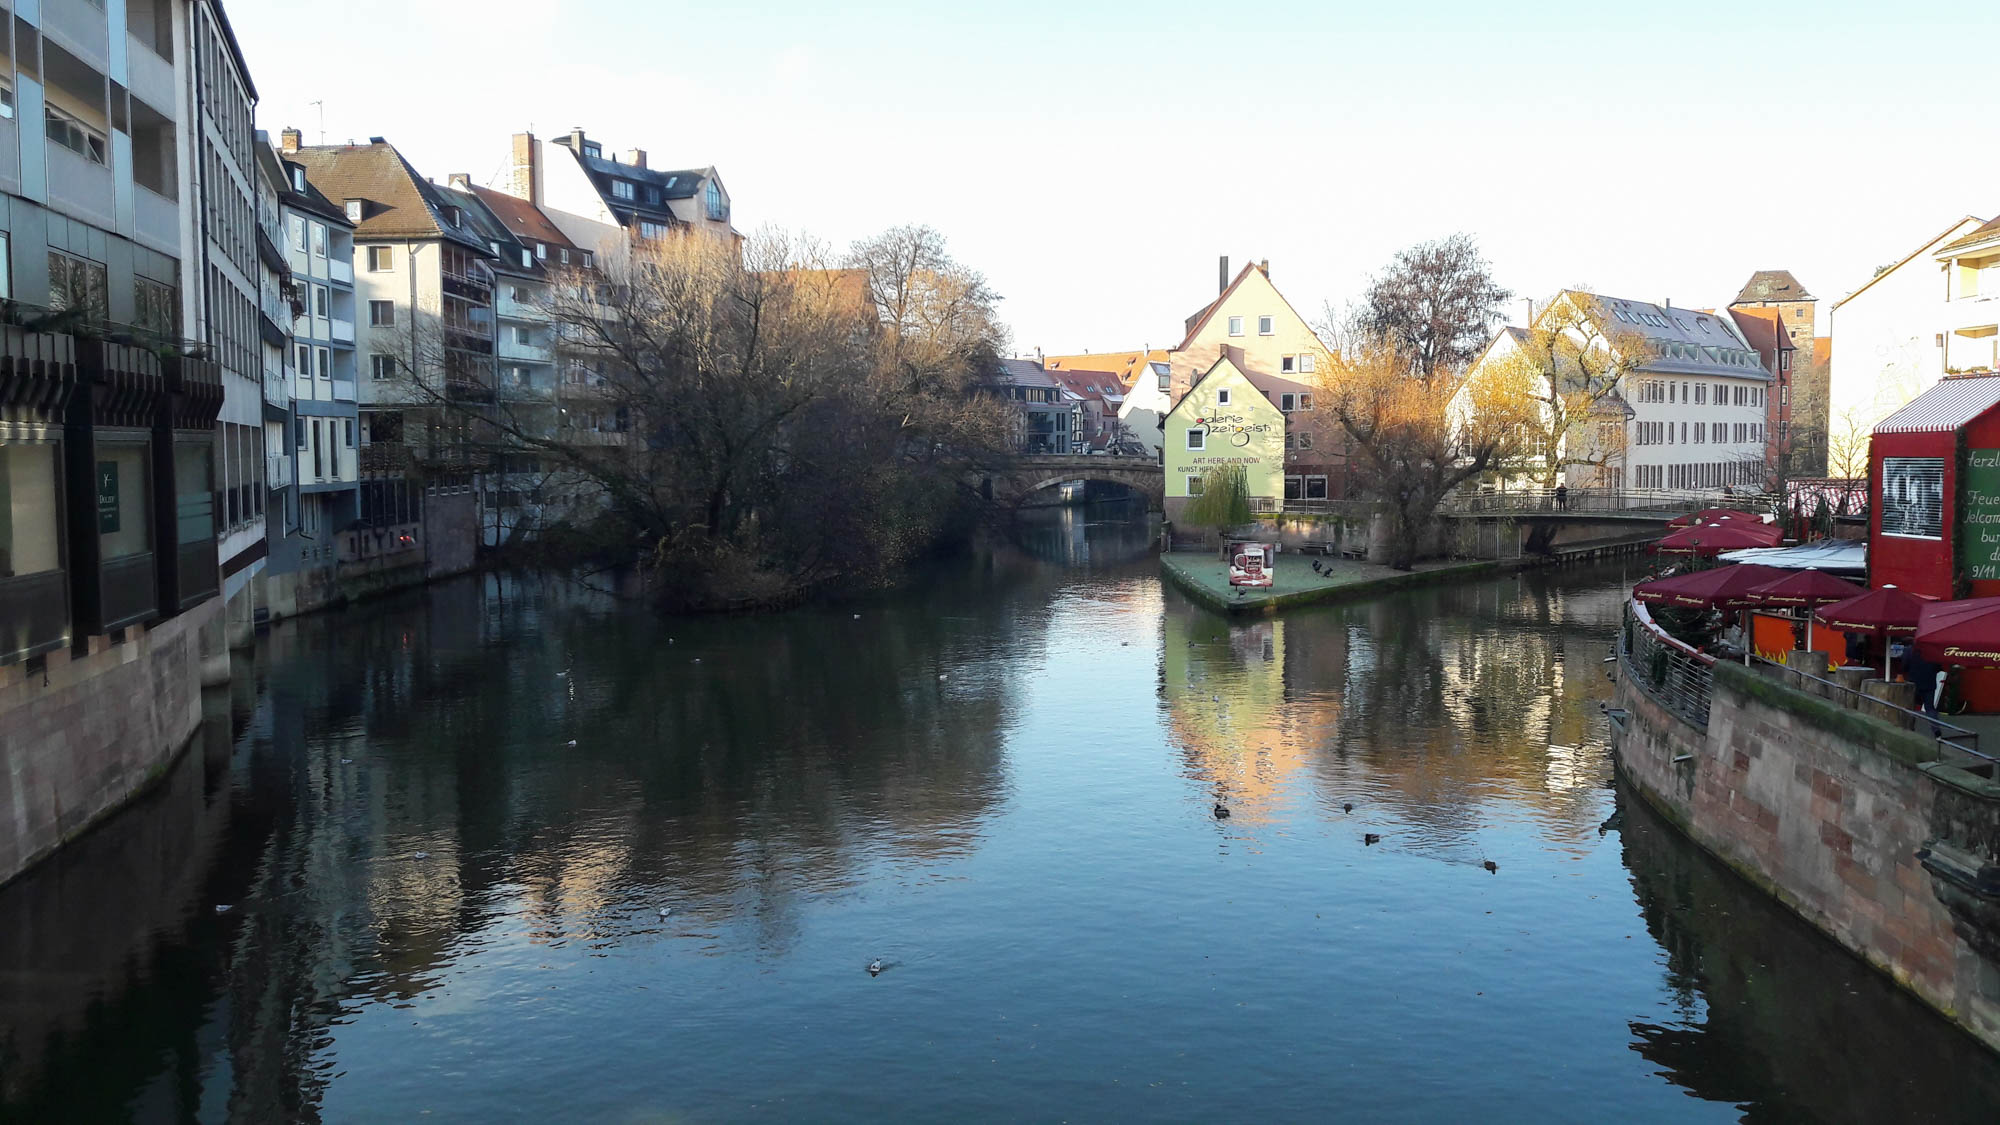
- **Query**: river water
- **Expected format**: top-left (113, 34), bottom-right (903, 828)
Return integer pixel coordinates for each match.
top-left (5, 501), bottom-right (2000, 1123)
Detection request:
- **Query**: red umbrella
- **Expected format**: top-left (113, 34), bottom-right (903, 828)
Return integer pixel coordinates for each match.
top-left (1634, 564), bottom-right (1788, 609)
top-left (1914, 597), bottom-right (2000, 669)
top-left (1667, 508), bottom-right (1764, 529)
top-left (1751, 568), bottom-right (1863, 652)
top-left (1655, 522), bottom-right (1782, 555)
top-left (1816, 585), bottom-right (1927, 678)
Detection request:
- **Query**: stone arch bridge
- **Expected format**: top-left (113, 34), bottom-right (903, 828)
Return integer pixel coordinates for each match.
top-left (974, 455), bottom-right (1164, 511)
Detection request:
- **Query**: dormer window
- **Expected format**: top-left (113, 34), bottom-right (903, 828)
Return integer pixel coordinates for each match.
top-left (704, 178), bottom-right (728, 222)
top-left (345, 199), bottom-right (364, 222)
top-left (291, 167), bottom-right (306, 191)
top-left (535, 243), bottom-right (547, 260)
top-left (582, 252), bottom-right (594, 269)
top-left (583, 142), bottom-right (602, 158)
top-left (611, 180), bottom-right (634, 200)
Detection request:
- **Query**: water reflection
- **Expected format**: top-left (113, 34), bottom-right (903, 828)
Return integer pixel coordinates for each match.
top-left (6, 554), bottom-right (2000, 1121)
top-left (1008, 496), bottom-right (1156, 568)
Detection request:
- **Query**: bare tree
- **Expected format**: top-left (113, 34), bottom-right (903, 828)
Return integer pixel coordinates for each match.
top-left (1316, 338), bottom-right (1532, 569)
top-left (1359, 234), bottom-right (1513, 379)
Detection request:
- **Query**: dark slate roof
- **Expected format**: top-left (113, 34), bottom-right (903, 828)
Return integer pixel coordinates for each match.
top-left (1733, 270), bottom-right (1815, 304)
top-left (995, 357), bottom-right (1060, 389)
top-left (292, 141), bottom-right (491, 252)
top-left (1569, 292), bottom-right (1772, 382)
top-left (554, 137), bottom-right (687, 228)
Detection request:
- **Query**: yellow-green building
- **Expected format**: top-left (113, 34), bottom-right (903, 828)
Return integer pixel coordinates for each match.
top-left (1163, 354), bottom-right (1286, 520)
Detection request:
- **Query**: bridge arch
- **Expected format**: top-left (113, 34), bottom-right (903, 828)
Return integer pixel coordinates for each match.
top-left (974, 455), bottom-right (1165, 512)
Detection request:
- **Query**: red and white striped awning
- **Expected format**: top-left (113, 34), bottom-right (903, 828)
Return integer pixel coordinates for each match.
top-left (1874, 375), bottom-right (2000, 434)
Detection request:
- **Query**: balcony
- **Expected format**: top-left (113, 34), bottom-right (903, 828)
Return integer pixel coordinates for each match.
top-left (444, 326), bottom-right (494, 356)
top-left (445, 376), bottom-right (496, 404)
top-left (267, 453), bottom-right (292, 489)
top-left (135, 184), bottom-right (179, 253)
top-left (330, 258), bottom-right (354, 285)
top-left (331, 317), bottom-right (355, 344)
top-left (442, 268), bottom-right (493, 304)
top-left (46, 141), bottom-right (116, 227)
top-left (126, 33), bottom-right (177, 116)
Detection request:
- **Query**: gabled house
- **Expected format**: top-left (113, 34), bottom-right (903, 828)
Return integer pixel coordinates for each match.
top-left (1726, 306), bottom-right (1797, 474)
top-left (498, 129), bottom-right (736, 256)
top-left (1048, 368), bottom-right (1126, 449)
top-left (1829, 215), bottom-right (1987, 437)
top-left (1118, 359), bottom-right (1174, 461)
top-left (1162, 352), bottom-right (1287, 520)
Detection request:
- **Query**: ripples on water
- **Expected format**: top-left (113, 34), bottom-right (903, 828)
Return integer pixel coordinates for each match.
top-left (3, 502), bottom-right (1999, 1123)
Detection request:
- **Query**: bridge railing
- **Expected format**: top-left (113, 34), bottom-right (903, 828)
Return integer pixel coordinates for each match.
top-left (1443, 488), bottom-right (1772, 517)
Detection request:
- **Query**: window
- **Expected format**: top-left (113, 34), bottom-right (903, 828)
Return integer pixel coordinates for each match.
top-left (1258, 316), bottom-right (1274, 335)
top-left (1227, 316), bottom-right (1244, 337)
top-left (296, 417), bottom-right (308, 449)
top-left (582, 252), bottom-right (594, 269)
top-left (296, 342), bottom-right (311, 373)
top-left (135, 277), bottom-right (178, 336)
top-left (369, 300), bottom-right (394, 326)
top-left (46, 104), bottom-right (107, 164)
top-left (1297, 393), bottom-right (1312, 411)
top-left (1217, 389), bottom-right (1231, 406)
top-left (1881, 457), bottom-right (1945, 539)
top-left (1285, 434), bottom-right (1296, 450)
top-left (1305, 475), bottom-right (1328, 500)
top-left (311, 223), bottom-right (328, 258)
top-left (1186, 475), bottom-right (1205, 497)
top-left (511, 286), bottom-right (530, 303)
top-left (371, 354), bottom-right (396, 380)
top-left (611, 180), bottom-right (634, 200)
top-left (559, 249), bottom-right (570, 265)
top-left (313, 285), bottom-right (329, 317)
top-left (1157, 368), bottom-right (1171, 391)
top-left (1281, 392), bottom-right (1296, 412)
top-left (640, 221), bottom-right (670, 240)
top-left (47, 251), bottom-right (107, 319)
top-left (289, 215), bottom-right (307, 251)
top-left (1281, 355), bottom-right (1296, 373)
top-left (367, 246), bottom-right (393, 271)
top-left (535, 242), bottom-right (548, 260)
top-left (583, 141), bottom-right (602, 158)
top-left (1298, 433), bottom-right (1313, 450)
top-left (0, 77), bottom-right (13, 121)
top-left (1285, 475), bottom-right (1302, 500)
top-left (705, 178), bottom-right (728, 222)
top-left (1186, 428), bottom-right (1206, 451)
top-left (315, 347), bottom-right (331, 379)
top-left (346, 200), bottom-right (364, 223)
top-left (513, 326), bottom-right (534, 346)
top-left (1300, 353), bottom-right (1315, 373)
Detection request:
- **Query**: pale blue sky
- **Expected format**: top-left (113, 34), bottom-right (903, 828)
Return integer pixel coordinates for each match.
top-left (231, 0), bottom-right (2000, 355)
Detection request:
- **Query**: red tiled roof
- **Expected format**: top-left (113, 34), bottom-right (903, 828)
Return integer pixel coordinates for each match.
top-left (466, 184), bottom-right (577, 251)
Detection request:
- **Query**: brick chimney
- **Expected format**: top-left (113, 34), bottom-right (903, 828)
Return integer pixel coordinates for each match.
top-left (508, 132), bottom-right (538, 203)
top-left (1259, 258), bottom-right (1269, 277)
top-left (623, 148), bottom-right (647, 169)
top-left (1218, 255), bottom-right (1229, 294)
top-left (280, 127), bottom-right (301, 153)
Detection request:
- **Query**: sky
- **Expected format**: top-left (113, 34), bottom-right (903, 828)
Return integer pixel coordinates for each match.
top-left (228, 0), bottom-right (2000, 359)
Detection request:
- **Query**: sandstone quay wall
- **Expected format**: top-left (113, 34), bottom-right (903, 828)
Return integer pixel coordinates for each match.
top-left (0, 598), bottom-right (220, 886)
top-left (1614, 656), bottom-right (2000, 1052)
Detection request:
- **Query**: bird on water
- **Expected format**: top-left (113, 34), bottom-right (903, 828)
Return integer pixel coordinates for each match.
top-left (1214, 802), bottom-right (1231, 819)
top-left (1482, 860), bottom-right (1499, 873)
top-left (868, 959), bottom-right (884, 977)
top-left (1363, 834), bottom-right (1381, 846)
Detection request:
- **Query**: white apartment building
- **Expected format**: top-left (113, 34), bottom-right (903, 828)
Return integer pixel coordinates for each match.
top-left (1829, 216), bottom-right (1989, 437)
top-left (180, 0), bottom-right (267, 640)
top-left (1464, 293), bottom-right (1773, 492)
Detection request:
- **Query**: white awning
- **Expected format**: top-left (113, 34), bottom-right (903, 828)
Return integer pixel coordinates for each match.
top-left (1716, 540), bottom-right (1866, 573)
top-left (1874, 375), bottom-right (2000, 434)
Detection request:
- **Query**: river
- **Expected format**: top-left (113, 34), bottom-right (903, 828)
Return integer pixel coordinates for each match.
top-left (4, 500), bottom-right (1999, 1123)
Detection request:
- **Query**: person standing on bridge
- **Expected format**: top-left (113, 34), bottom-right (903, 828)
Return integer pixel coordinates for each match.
top-left (1554, 483), bottom-right (1569, 512)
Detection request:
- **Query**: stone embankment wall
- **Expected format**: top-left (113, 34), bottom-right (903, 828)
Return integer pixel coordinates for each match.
top-left (0, 598), bottom-right (222, 886)
top-left (1614, 646), bottom-right (2000, 1052)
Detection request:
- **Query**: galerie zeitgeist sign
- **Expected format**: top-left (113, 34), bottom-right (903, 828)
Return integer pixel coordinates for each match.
top-left (1965, 449), bottom-right (2000, 580)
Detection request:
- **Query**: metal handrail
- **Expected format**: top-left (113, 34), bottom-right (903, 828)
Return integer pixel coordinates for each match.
top-left (1622, 602), bottom-right (1715, 728)
top-left (1746, 653), bottom-right (1993, 771)
top-left (1449, 487), bottom-right (1774, 516)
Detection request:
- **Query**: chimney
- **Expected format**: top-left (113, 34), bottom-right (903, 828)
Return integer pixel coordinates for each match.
top-left (1219, 255), bottom-right (1229, 295)
top-left (509, 132), bottom-right (538, 204)
top-left (280, 127), bottom-right (301, 153)
top-left (1259, 258), bottom-right (1269, 277)
top-left (569, 127), bottom-right (587, 153)
top-left (623, 148), bottom-right (647, 169)
top-left (1035, 347), bottom-right (1044, 368)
